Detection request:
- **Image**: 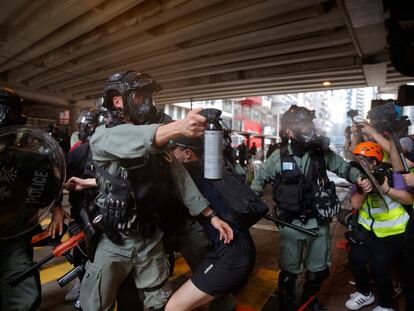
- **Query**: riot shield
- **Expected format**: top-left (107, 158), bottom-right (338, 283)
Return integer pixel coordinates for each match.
top-left (0, 126), bottom-right (66, 240)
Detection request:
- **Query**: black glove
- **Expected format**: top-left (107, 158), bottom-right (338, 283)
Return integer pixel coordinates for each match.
top-left (314, 181), bottom-right (341, 219)
top-left (101, 183), bottom-right (137, 235)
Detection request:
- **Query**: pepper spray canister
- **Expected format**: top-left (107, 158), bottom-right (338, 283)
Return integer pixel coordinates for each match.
top-left (200, 108), bottom-right (223, 180)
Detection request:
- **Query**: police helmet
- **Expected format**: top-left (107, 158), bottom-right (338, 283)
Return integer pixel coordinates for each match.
top-left (102, 70), bottom-right (161, 125)
top-left (0, 87), bottom-right (27, 127)
top-left (281, 105), bottom-right (316, 144)
top-left (76, 108), bottom-right (96, 142)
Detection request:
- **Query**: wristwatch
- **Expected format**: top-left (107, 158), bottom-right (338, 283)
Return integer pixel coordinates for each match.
top-left (206, 211), bottom-right (217, 221)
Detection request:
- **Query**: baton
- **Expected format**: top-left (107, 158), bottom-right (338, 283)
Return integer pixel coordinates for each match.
top-left (9, 231), bottom-right (85, 286)
top-left (264, 215), bottom-right (318, 237)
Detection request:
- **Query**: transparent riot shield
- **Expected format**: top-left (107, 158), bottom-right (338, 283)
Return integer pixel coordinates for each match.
top-left (0, 126), bottom-right (66, 240)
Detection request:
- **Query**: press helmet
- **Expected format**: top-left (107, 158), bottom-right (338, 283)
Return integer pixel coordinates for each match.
top-left (102, 70), bottom-right (161, 125)
top-left (0, 87), bottom-right (27, 127)
top-left (353, 141), bottom-right (383, 162)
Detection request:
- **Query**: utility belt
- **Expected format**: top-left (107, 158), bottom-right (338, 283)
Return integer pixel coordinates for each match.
top-left (275, 206), bottom-right (318, 225)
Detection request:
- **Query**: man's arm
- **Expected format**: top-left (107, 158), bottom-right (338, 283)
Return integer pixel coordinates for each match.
top-left (250, 150), bottom-right (280, 195)
top-left (153, 108), bottom-right (206, 148)
top-left (169, 156), bottom-right (233, 243)
top-left (90, 108), bottom-right (207, 162)
top-left (169, 155), bottom-right (210, 216)
top-left (360, 124), bottom-right (391, 154)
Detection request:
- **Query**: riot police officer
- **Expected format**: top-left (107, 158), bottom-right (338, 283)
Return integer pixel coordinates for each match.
top-left (79, 70), bottom-right (233, 311)
top-left (0, 87), bottom-right (65, 311)
top-left (250, 105), bottom-right (372, 311)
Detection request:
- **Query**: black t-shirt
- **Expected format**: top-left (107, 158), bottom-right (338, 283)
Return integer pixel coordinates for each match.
top-left (183, 161), bottom-right (248, 247)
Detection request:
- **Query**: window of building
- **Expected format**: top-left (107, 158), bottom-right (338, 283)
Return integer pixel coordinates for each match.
top-left (234, 103), bottom-right (242, 116)
top-left (223, 100), bottom-right (233, 113)
top-left (59, 110), bottom-right (70, 125)
top-left (252, 107), bottom-right (261, 121)
top-left (243, 105), bottom-right (252, 119)
top-left (233, 120), bottom-right (242, 131)
top-left (176, 107), bottom-right (183, 120)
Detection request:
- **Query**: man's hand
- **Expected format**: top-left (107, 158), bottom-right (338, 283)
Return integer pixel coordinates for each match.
top-left (48, 205), bottom-right (71, 239)
top-left (357, 175), bottom-right (373, 193)
top-left (350, 123), bottom-right (359, 135)
top-left (402, 173), bottom-right (414, 187)
top-left (378, 176), bottom-right (390, 194)
top-left (360, 123), bottom-right (377, 135)
top-left (210, 216), bottom-right (234, 244)
top-left (65, 177), bottom-right (97, 191)
top-left (154, 108), bottom-right (207, 148)
top-left (180, 108), bottom-right (206, 137)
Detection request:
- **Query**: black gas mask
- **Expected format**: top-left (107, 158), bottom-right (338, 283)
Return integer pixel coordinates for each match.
top-left (76, 110), bottom-right (95, 142)
top-left (125, 89), bottom-right (157, 125)
top-left (291, 121), bottom-right (316, 145)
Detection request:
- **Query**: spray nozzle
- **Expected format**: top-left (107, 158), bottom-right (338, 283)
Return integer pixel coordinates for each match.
top-left (199, 108), bottom-right (222, 121)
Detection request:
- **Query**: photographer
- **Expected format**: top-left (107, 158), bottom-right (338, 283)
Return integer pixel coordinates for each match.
top-left (345, 142), bottom-right (414, 311)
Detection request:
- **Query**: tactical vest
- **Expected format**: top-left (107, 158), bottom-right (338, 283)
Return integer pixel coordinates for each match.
top-left (358, 192), bottom-right (411, 238)
top-left (272, 146), bottom-right (330, 222)
top-left (95, 151), bottom-right (177, 238)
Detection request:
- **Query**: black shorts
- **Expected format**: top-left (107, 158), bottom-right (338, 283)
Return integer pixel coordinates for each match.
top-left (191, 234), bottom-right (256, 297)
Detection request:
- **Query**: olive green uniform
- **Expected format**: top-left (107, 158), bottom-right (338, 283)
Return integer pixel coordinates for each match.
top-left (80, 124), bottom-right (210, 311)
top-left (251, 145), bottom-right (361, 273)
top-left (0, 235), bottom-right (40, 311)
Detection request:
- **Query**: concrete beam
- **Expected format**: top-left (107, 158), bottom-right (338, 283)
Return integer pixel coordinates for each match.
top-left (151, 80), bottom-right (368, 105)
top-left (156, 44), bottom-right (356, 84)
top-left (0, 0), bottom-right (107, 69)
top-left (0, 79), bottom-right (72, 107)
top-left (48, 29), bottom-right (351, 91)
top-left (8, 0), bottom-right (223, 82)
top-left (362, 62), bottom-right (387, 86)
top-left (154, 75), bottom-right (365, 99)
top-left (1, 0), bottom-right (148, 74)
top-left (30, 7), bottom-right (345, 90)
top-left (69, 56), bottom-right (362, 99)
top-left (0, 0), bottom-right (29, 25)
top-left (63, 44), bottom-right (357, 94)
top-left (340, 0), bottom-right (386, 56)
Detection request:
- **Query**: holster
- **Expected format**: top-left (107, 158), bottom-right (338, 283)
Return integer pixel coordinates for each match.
top-left (79, 207), bottom-right (101, 262)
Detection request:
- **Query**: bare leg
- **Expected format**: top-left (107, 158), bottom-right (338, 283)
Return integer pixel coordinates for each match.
top-left (165, 280), bottom-right (215, 311)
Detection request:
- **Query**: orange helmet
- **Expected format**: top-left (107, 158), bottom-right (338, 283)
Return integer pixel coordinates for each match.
top-left (353, 142), bottom-right (383, 162)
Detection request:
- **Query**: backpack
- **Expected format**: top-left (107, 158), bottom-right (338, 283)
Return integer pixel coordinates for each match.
top-left (211, 160), bottom-right (269, 229)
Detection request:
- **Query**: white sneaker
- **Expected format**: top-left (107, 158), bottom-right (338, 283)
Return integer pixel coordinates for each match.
top-left (64, 278), bottom-right (81, 302)
top-left (372, 307), bottom-right (395, 311)
top-left (74, 298), bottom-right (81, 310)
top-left (345, 292), bottom-right (375, 310)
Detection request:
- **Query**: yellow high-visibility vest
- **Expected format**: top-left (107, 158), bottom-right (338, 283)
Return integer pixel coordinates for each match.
top-left (358, 193), bottom-right (410, 238)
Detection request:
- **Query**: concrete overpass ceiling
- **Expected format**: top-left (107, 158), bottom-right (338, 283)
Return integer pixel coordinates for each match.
top-left (0, 0), bottom-right (413, 107)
